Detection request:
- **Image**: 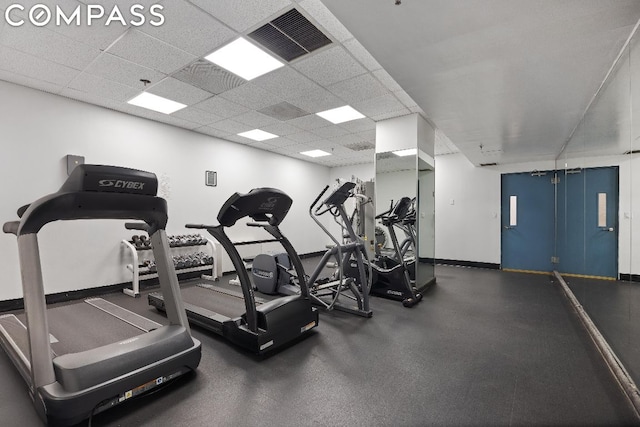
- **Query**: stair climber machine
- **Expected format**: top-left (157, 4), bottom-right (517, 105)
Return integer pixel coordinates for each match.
top-left (252, 182), bottom-right (372, 318)
top-left (0, 165), bottom-right (201, 426)
top-left (148, 187), bottom-right (319, 354)
top-left (346, 196), bottom-right (422, 308)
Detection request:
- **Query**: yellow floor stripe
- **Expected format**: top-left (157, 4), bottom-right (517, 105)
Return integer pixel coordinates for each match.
top-left (557, 272), bottom-right (617, 281)
top-left (502, 268), bottom-right (551, 275)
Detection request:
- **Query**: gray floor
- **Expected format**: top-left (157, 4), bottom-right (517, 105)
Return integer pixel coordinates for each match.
top-left (567, 276), bottom-right (640, 391)
top-left (0, 265), bottom-right (637, 426)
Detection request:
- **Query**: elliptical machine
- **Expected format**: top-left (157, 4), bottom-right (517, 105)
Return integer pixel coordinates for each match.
top-left (252, 182), bottom-right (372, 318)
top-left (345, 197), bottom-right (422, 308)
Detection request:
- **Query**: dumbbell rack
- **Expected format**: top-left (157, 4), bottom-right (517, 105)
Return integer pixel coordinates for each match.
top-left (121, 234), bottom-right (221, 297)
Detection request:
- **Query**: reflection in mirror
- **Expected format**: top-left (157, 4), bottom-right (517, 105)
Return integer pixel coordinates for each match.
top-left (555, 32), bottom-right (640, 399)
top-left (374, 151), bottom-right (435, 303)
top-left (418, 153), bottom-right (436, 288)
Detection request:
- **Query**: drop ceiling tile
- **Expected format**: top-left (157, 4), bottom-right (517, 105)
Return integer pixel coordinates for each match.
top-left (46, 13), bottom-right (128, 51)
top-left (248, 141), bottom-right (280, 151)
top-left (328, 73), bottom-right (390, 105)
top-left (225, 134), bottom-right (254, 145)
top-left (373, 68), bottom-right (404, 93)
top-left (189, 0), bottom-right (291, 32)
top-left (286, 86), bottom-right (344, 113)
top-left (219, 82), bottom-right (284, 110)
top-left (343, 38), bottom-right (382, 72)
top-left (356, 129), bottom-right (376, 142)
top-left (260, 121), bottom-right (301, 137)
top-left (59, 87), bottom-right (126, 111)
top-left (286, 131), bottom-right (323, 144)
top-left (252, 67), bottom-right (321, 102)
top-left (147, 77), bottom-right (213, 105)
top-left (195, 96), bottom-right (250, 118)
top-left (267, 136), bottom-right (299, 147)
top-left (140, 0), bottom-right (235, 57)
top-left (0, 45), bottom-right (79, 86)
top-left (172, 107), bottom-right (223, 126)
top-left (372, 109), bottom-right (411, 121)
top-left (0, 70), bottom-right (63, 95)
top-left (120, 105), bottom-right (203, 130)
top-left (208, 118), bottom-right (252, 134)
top-left (294, 45), bottom-right (366, 86)
top-left (83, 53), bottom-right (166, 89)
top-left (339, 117), bottom-right (375, 133)
top-left (173, 59), bottom-right (246, 94)
top-left (298, 0), bottom-right (353, 42)
top-left (393, 90), bottom-right (419, 109)
top-left (310, 125), bottom-right (350, 139)
top-left (327, 133), bottom-right (364, 147)
top-left (287, 114), bottom-right (331, 130)
top-left (353, 94), bottom-right (406, 118)
top-left (232, 111), bottom-right (279, 128)
top-left (1, 25), bottom-right (100, 70)
top-left (67, 73), bottom-right (139, 102)
top-left (196, 126), bottom-right (231, 139)
top-left (107, 30), bottom-right (196, 74)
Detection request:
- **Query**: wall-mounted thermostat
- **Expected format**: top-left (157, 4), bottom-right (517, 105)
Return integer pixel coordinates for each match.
top-left (205, 171), bottom-right (217, 187)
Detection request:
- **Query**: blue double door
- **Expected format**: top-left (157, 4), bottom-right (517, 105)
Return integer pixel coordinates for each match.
top-left (501, 167), bottom-right (618, 278)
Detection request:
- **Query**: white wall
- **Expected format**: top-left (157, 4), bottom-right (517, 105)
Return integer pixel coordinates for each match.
top-left (0, 81), bottom-right (331, 300)
top-left (435, 153), bottom-right (501, 264)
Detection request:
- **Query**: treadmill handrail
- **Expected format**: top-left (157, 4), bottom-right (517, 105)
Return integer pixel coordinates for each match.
top-left (204, 225), bottom-right (259, 333)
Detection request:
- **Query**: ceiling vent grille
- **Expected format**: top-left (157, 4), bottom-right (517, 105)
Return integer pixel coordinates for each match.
top-left (174, 60), bottom-right (245, 94)
top-left (258, 101), bottom-right (309, 121)
top-left (345, 141), bottom-right (375, 151)
top-left (623, 149), bottom-right (640, 155)
top-left (479, 162), bottom-right (498, 167)
top-left (248, 8), bottom-right (332, 62)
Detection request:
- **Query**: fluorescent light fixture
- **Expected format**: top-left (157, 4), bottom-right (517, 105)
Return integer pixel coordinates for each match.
top-left (238, 129), bottom-right (279, 141)
top-left (301, 149), bottom-right (331, 158)
top-left (393, 148), bottom-right (417, 157)
top-left (127, 92), bottom-right (186, 114)
top-left (316, 105), bottom-right (365, 124)
top-left (204, 38), bottom-right (284, 81)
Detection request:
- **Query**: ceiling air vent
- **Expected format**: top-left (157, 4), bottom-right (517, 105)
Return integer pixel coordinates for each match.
top-left (479, 162), bottom-right (497, 167)
top-left (345, 141), bottom-right (375, 151)
top-left (623, 149), bottom-right (640, 155)
top-left (248, 8), bottom-right (332, 62)
top-left (174, 60), bottom-right (245, 94)
top-left (259, 101), bottom-right (309, 121)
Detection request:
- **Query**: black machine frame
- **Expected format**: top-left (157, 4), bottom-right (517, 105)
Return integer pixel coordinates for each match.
top-left (149, 187), bottom-right (318, 354)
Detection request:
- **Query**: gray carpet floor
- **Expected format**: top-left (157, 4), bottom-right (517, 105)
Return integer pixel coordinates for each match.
top-left (0, 264), bottom-right (636, 426)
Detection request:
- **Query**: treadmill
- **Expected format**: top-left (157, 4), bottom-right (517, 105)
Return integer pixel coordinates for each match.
top-left (0, 164), bottom-right (201, 425)
top-left (149, 187), bottom-right (319, 354)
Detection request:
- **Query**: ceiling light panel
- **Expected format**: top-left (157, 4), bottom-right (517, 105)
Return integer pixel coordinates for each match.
top-left (316, 105), bottom-right (365, 124)
top-left (238, 129), bottom-right (279, 141)
top-left (393, 148), bottom-right (417, 157)
top-left (301, 149), bottom-right (331, 157)
top-left (128, 92), bottom-right (187, 114)
top-left (204, 38), bottom-right (284, 81)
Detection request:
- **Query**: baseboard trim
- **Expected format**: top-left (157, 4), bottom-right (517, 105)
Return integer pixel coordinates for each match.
top-left (619, 274), bottom-right (640, 283)
top-left (435, 259), bottom-right (500, 270)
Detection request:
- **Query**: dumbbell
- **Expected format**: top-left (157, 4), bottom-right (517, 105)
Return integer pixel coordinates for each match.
top-left (139, 235), bottom-right (151, 248)
top-left (132, 235), bottom-right (144, 249)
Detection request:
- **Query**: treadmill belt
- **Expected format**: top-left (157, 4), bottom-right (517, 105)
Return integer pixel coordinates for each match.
top-left (0, 315), bottom-right (31, 360)
top-left (85, 298), bottom-right (162, 332)
top-left (17, 301), bottom-right (145, 355)
top-left (182, 284), bottom-right (250, 320)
